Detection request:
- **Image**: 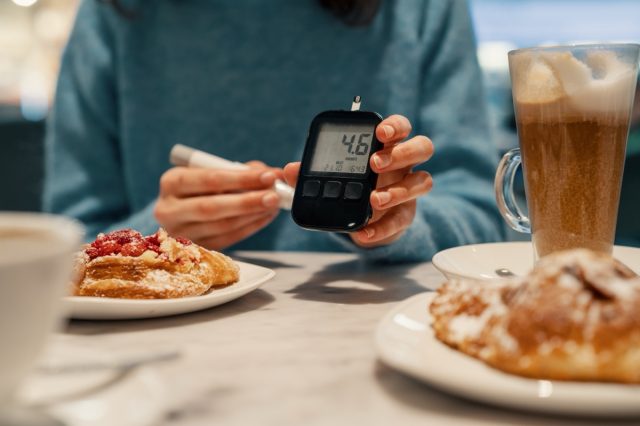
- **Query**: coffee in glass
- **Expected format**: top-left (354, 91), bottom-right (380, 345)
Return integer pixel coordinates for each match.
top-left (495, 44), bottom-right (640, 258)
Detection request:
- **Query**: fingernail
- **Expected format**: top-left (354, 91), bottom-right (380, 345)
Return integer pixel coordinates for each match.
top-left (373, 153), bottom-right (391, 169)
top-left (260, 171), bottom-right (276, 185)
top-left (262, 192), bottom-right (279, 207)
top-left (363, 228), bottom-right (375, 239)
top-left (422, 172), bottom-right (432, 187)
top-left (382, 125), bottom-right (395, 138)
top-left (376, 192), bottom-right (392, 206)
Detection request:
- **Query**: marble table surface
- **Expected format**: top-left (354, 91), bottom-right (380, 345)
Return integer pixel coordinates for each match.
top-left (17, 251), bottom-right (638, 426)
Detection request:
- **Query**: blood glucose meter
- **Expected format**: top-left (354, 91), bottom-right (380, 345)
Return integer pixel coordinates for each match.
top-left (291, 97), bottom-right (383, 232)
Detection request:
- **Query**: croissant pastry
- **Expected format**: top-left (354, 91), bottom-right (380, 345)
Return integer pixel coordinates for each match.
top-left (72, 228), bottom-right (239, 299)
top-left (430, 249), bottom-right (640, 383)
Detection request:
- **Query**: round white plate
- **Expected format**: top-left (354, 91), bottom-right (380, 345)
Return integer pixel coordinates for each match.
top-left (375, 292), bottom-right (640, 417)
top-left (432, 242), bottom-right (640, 280)
top-left (63, 261), bottom-right (274, 320)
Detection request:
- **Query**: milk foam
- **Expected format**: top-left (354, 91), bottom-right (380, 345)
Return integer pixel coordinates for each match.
top-left (0, 229), bottom-right (64, 265)
top-left (512, 49), bottom-right (636, 114)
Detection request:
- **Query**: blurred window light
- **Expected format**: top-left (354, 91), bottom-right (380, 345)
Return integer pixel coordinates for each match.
top-left (20, 71), bottom-right (48, 121)
top-left (12, 0), bottom-right (39, 7)
top-left (471, 0), bottom-right (640, 46)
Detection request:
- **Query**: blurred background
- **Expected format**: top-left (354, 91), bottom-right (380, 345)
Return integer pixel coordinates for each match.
top-left (1, 0), bottom-right (639, 243)
top-left (0, 0), bottom-right (77, 211)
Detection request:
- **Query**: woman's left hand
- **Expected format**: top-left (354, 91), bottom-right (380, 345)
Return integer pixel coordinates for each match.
top-left (284, 114), bottom-right (434, 248)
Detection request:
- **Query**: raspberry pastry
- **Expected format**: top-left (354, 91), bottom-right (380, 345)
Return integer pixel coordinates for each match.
top-left (72, 229), bottom-right (239, 299)
top-left (430, 249), bottom-right (640, 383)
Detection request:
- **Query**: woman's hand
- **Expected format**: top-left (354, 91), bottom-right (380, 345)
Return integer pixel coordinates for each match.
top-left (154, 162), bottom-right (282, 250)
top-left (284, 114), bottom-right (433, 248)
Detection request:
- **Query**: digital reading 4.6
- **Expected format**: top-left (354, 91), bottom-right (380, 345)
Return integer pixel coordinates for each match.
top-left (309, 123), bottom-right (374, 174)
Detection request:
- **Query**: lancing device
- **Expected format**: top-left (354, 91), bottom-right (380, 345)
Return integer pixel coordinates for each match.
top-left (169, 144), bottom-right (294, 210)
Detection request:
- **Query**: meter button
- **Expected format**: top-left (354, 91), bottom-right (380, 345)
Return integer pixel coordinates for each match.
top-left (322, 181), bottom-right (342, 199)
top-left (302, 180), bottom-right (321, 198)
top-left (344, 182), bottom-right (364, 200)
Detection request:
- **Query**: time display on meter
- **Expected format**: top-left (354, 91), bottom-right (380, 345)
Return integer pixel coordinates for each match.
top-left (309, 123), bottom-right (375, 174)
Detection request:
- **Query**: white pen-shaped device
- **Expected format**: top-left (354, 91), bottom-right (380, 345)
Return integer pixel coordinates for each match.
top-left (170, 144), bottom-right (294, 210)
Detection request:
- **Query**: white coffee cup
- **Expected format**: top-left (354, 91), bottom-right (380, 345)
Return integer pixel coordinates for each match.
top-left (0, 212), bottom-right (84, 404)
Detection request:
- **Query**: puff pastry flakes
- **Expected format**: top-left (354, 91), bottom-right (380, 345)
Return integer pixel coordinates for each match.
top-left (73, 229), bottom-right (239, 299)
top-left (430, 249), bottom-right (640, 383)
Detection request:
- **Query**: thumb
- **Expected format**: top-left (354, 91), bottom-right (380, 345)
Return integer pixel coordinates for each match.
top-left (283, 162), bottom-right (301, 187)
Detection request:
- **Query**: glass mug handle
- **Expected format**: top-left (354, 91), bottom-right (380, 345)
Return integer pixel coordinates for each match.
top-left (494, 148), bottom-right (531, 233)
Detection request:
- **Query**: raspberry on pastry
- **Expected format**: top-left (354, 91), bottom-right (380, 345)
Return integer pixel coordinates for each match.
top-left (72, 228), bottom-right (239, 299)
top-left (430, 249), bottom-right (640, 383)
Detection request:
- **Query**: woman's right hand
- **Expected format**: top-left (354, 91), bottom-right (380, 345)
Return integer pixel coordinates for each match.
top-left (154, 162), bottom-right (282, 250)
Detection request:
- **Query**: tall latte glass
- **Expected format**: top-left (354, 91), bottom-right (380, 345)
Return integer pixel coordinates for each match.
top-left (496, 44), bottom-right (640, 259)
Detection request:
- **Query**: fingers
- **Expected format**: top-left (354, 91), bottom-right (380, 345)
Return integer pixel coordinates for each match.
top-left (370, 171), bottom-right (433, 210)
top-left (159, 167), bottom-right (277, 197)
top-left (351, 171), bottom-right (428, 247)
top-left (246, 160), bottom-right (286, 181)
top-left (171, 210), bottom-right (279, 242)
top-left (155, 189), bottom-right (280, 226)
top-left (376, 114), bottom-right (412, 144)
top-left (354, 171), bottom-right (432, 247)
top-left (370, 135), bottom-right (434, 173)
top-left (351, 203), bottom-right (416, 247)
top-left (155, 160), bottom-right (286, 250)
top-left (245, 160), bottom-right (268, 169)
top-left (198, 210), bottom-right (279, 250)
top-left (346, 114), bottom-right (430, 249)
top-left (283, 162), bottom-right (301, 187)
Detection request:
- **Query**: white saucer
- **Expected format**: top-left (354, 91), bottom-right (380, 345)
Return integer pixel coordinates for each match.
top-left (63, 261), bottom-right (275, 320)
top-left (13, 366), bottom-right (167, 426)
top-left (432, 242), bottom-right (640, 281)
top-left (375, 292), bottom-right (640, 417)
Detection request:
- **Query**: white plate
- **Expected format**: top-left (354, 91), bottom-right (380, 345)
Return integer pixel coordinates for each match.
top-left (432, 242), bottom-right (640, 281)
top-left (375, 292), bottom-right (640, 417)
top-left (63, 261), bottom-right (274, 320)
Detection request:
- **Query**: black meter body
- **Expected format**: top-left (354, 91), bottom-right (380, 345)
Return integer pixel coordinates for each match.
top-left (292, 109), bottom-right (383, 232)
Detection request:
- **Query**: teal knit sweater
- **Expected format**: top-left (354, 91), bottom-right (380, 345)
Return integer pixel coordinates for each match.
top-left (44, 0), bottom-right (503, 262)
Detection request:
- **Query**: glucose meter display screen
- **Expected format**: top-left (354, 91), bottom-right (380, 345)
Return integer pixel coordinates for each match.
top-left (309, 123), bottom-right (374, 174)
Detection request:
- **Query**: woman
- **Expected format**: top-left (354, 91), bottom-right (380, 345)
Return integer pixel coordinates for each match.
top-left (44, 0), bottom-right (503, 262)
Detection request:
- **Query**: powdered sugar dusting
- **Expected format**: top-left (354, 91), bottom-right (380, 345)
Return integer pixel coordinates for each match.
top-left (447, 289), bottom-right (508, 344)
top-left (431, 248), bottom-right (640, 382)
